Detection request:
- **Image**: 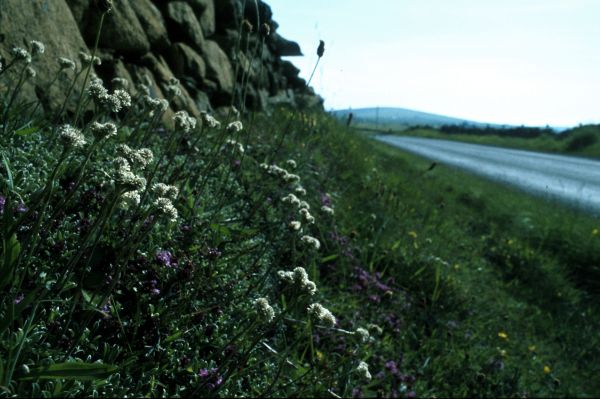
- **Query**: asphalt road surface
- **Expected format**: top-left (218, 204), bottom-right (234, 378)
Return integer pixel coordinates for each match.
top-left (376, 135), bottom-right (600, 214)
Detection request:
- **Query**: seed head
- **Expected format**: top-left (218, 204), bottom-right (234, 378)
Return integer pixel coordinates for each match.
top-left (25, 66), bottom-right (36, 78)
top-left (355, 328), bottom-right (370, 343)
top-left (356, 361), bottom-right (372, 381)
top-left (79, 51), bottom-right (101, 66)
top-left (226, 121), bottom-right (243, 133)
top-left (289, 221), bottom-right (302, 231)
top-left (321, 205), bottom-right (335, 216)
top-left (301, 235), bottom-right (320, 250)
top-left (153, 197), bottom-right (178, 222)
top-left (307, 303), bottom-right (336, 327)
top-left (90, 121), bottom-right (117, 140)
top-left (58, 57), bottom-right (76, 70)
top-left (58, 125), bottom-right (86, 149)
top-left (30, 40), bottom-right (45, 56)
top-left (11, 47), bottom-right (31, 63)
top-left (152, 183), bottom-right (179, 200)
top-left (317, 40), bottom-right (325, 58)
top-left (254, 298), bottom-right (275, 323)
top-left (173, 111), bottom-right (197, 133)
top-left (202, 113), bottom-right (221, 129)
top-left (96, 0), bottom-right (113, 13)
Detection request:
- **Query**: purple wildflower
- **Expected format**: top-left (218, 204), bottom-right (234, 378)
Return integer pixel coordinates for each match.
top-left (198, 369), bottom-right (210, 378)
top-left (0, 195), bottom-right (5, 214)
top-left (406, 391), bottom-right (417, 398)
top-left (320, 192), bottom-right (332, 207)
top-left (155, 250), bottom-right (173, 267)
top-left (16, 202), bottom-right (27, 213)
top-left (232, 159), bottom-right (241, 168)
top-left (150, 288), bottom-right (161, 296)
top-left (14, 293), bottom-right (24, 304)
top-left (351, 388), bottom-right (363, 398)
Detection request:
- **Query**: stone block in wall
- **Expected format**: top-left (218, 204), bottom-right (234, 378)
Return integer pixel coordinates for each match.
top-left (166, 2), bottom-right (206, 52)
top-left (167, 43), bottom-right (207, 84)
top-left (188, 0), bottom-right (216, 37)
top-left (201, 40), bottom-right (234, 100)
top-left (80, 0), bottom-right (151, 56)
top-left (0, 0), bottom-right (91, 113)
top-left (130, 0), bottom-right (170, 50)
top-left (143, 54), bottom-right (200, 116)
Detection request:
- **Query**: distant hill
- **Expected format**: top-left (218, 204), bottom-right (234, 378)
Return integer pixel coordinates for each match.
top-left (332, 107), bottom-right (516, 130)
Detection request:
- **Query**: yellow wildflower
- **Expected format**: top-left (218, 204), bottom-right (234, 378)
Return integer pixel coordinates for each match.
top-left (544, 365), bottom-right (551, 374)
top-left (592, 229), bottom-right (598, 236)
top-left (498, 331), bottom-right (508, 340)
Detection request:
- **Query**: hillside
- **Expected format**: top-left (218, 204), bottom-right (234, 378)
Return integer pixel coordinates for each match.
top-left (332, 107), bottom-right (504, 129)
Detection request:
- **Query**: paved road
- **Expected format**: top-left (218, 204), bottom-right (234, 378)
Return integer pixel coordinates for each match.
top-left (376, 135), bottom-right (600, 213)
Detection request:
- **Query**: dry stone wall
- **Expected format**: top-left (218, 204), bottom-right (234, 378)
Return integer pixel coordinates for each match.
top-left (0, 0), bottom-right (322, 117)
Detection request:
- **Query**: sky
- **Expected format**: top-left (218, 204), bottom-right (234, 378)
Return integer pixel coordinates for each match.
top-left (267, 0), bottom-right (600, 127)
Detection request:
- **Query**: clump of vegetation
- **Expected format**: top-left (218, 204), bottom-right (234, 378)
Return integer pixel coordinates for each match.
top-left (2, 10), bottom-right (600, 398)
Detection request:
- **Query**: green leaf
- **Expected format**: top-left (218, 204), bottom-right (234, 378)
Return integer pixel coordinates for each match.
top-left (320, 254), bottom-right (339, 263)
top-left (14, 126), bottom-right (39, 136)
top-left (18, 362), bottom-right (118, 381)
top-left (1, 152), bottom-right (14, 191)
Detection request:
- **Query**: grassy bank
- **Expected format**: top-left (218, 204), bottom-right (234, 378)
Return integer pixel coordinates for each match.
top-left (2, 43), bottom-right (600, 398)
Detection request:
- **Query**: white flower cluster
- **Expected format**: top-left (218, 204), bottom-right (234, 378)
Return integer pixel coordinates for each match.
top-left (173, 110), bottom-right (197, 133)
top-left (116, 144), bottom-right (153, 170)
top-left (295, 186), bottom-right (307, 196)
top-left (260, 163), bottom-right (300, 183)
top-left (201, 112), bottom-right (221, 129)
top-left (254, 297), bottom-right (275, 323)
top-left (225, 139), bottom-right (244, 154)
top-left (25, 66), bottom-right (36, 78)
top-left (288, 220), bottom-right (302, 231)
top-left (354, 327), bottom-right (370, 343)
top-left (90, 121), bottom-right (117, 140)
top-left (321, 205), bottom-right (335, 216)
top-left (11, 47), bottom-right (31, 63)
top-left (145, 96), bottom-right (169, 113)
top-left (58, 57), bottom-right (76, 70)
top-left (286, 159), bottom-right (297, 169)
top-left (300, 235), bottom-right (320, 250)
top-left (153, 197), bottom-right (178, 223)
top-left (226, 120), bottom-right (243, 133)
top-left (152, 183), bottom-right (179, 200)
top-left (282, 193), bottom-right (301, 207)
top-left (30, 40), bottom-right (45, 56)
top-left (356, 361), bottom-right (372, 381)
top-left (58, 124), bottom-right (86, 149)
top-left (88, 77), bottom-right (131, 113)
top-left (307, 303), bottom-right (336, 327)
top-left (278, 266), bottom-right (317, 295)
top-left (299, 208), bottom-right (315, 225)
top-left (113, 157), bottom-right (146, 193)
top-left (79, 51), bottom-right (101, 66)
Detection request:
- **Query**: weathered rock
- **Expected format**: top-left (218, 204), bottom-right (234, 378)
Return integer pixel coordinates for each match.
top-left (140, 53), bottom-right (200, 116)
top-left (166, 2), bottom-right (205, 52)
top-left (0, 0), bottom-right (91, 113)
top-left (1, 0), bottom-right (323, 118)
top-left (202, 40), bottom-right (234, 99)
top-left (270, 33), bottom-right (303, 56)
top-left (188, 0), bottom-right (216, 37)
top-left (214, 0), bottom-right (243, 33)
top-left (80, 0), bottom-right (151, 56)
top-left (167, 43), bottom-right (207, 84)
top-left (130, 0), bottom-right (170, 50)
top-left (243, 1), bottom-right (273, 27)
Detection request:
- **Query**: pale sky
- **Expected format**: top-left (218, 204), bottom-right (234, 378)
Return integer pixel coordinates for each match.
top-left (267, 0), bottom-right (600, 127)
